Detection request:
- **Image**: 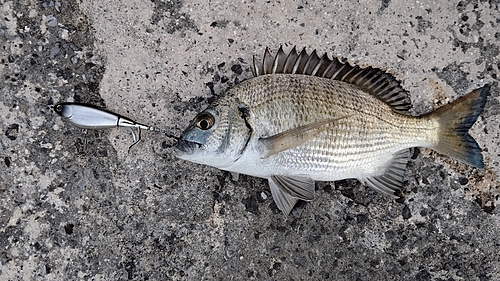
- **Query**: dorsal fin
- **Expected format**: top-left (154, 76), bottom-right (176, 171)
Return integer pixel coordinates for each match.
top-left (251, 46), bottom-right (412, 113)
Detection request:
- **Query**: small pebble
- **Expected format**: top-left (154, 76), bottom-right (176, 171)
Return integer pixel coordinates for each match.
top-left (46, 15), bottom-right (58, 27)
top-left (260, 192), bottom-right (268, 200)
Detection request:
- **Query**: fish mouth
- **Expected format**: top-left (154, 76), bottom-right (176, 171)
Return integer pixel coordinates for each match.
top-left (173, 139), bottom-right (201, 155)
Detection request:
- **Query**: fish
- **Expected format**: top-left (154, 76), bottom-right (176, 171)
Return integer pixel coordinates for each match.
top-left (54, 102), bottom-right (160, 151)
top-left (174, 46), bottom-right (489, 216)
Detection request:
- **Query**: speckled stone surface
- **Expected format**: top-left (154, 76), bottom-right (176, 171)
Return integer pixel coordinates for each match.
top-left (1, 0), bottom-right (499, 280)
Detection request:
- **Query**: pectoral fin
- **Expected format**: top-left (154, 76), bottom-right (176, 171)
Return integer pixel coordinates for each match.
top-left (259, 116), bottom-right (352, 158)
top-left (268, 175), bottom-right (316, 216)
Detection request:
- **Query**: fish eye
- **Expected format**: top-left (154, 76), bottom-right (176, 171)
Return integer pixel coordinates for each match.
top-left (195, 113), bottom-right (215, 130)
top-left (55, 104), bottom-right (63, 113)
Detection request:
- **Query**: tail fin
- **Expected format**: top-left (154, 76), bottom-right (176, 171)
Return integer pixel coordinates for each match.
top-left (429, 85), bottom-right (489, 168)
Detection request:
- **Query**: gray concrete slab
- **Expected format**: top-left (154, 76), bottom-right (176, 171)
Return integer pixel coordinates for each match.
top-left (1, 0), bottom-right (499, 280)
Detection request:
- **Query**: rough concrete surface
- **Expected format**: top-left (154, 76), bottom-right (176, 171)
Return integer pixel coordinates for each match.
top-left (1, 0), bottom-right (499, 280)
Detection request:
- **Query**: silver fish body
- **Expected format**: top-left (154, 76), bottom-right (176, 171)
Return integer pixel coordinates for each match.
top-left (175, 47), bottom-right (488, 215)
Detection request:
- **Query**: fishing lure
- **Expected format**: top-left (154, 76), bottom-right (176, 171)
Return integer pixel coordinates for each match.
top-left (54, 102), bottom-right (159, 151)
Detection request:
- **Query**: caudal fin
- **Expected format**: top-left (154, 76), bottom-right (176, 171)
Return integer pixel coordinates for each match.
top-left (429, 85), bottom-right (489, 168)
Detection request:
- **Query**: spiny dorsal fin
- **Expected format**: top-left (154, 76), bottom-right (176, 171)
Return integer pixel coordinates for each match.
top-left (251, 46), bottom-right (412, 113)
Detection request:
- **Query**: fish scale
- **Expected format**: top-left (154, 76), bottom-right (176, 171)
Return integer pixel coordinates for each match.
top-left (175, 46), bottom-right (488, 216)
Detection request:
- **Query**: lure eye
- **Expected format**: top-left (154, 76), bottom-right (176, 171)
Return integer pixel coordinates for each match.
top-left (55, 104), bottom-right (63, 113)
top-left (195, 113), bottom-right (215, 130)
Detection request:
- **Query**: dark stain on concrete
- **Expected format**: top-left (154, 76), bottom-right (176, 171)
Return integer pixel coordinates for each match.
top-left (150, 0), bottom-right (198, 36)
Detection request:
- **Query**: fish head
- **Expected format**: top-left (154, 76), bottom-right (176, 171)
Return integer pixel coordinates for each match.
top-left (174, 97), bottom-right (252, 169)
top-left (174, 107), bottom-right (220, 157)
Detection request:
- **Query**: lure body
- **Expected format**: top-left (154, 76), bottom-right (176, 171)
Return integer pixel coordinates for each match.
top-left (54, 102), bottom-right (157, 149)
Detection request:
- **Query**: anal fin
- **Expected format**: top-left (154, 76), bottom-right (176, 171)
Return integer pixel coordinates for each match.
top-left (363, 149), bottom-right (410, 198)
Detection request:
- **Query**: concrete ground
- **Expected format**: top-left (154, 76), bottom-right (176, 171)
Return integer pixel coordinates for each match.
top-left (1, 0), bottom-right (499, 280)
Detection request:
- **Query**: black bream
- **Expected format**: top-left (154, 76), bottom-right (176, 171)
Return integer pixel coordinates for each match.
top-left (175, 46), bottom-right (489, 216)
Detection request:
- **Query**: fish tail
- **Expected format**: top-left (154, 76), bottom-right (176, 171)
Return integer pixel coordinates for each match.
top-left (429, 85), bottom-right (489, 168)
